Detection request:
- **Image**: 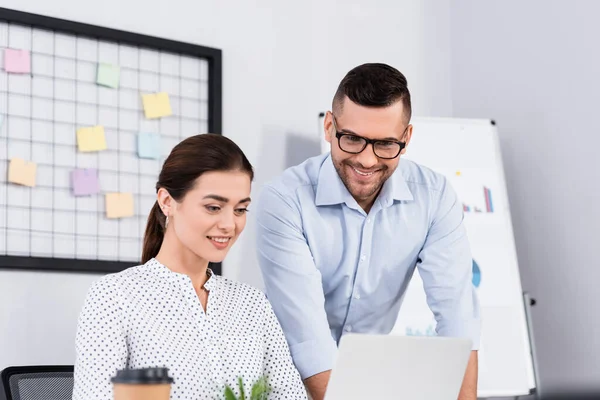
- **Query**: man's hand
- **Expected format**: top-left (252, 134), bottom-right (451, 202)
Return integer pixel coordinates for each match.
top-left (302, 352), bottom-right (476, 399)
top-left (303, 370), bottom-right (331, 400)
top-left (457, 351), bottom-right (478, 400)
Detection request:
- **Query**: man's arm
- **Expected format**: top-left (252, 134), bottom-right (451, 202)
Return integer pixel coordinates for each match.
top-left (255, 185), bottom-right (337, 400)
top-left (416, 177), bottom-right (481, 399)
top-left (303, 371), bottom-right (331, 400)
top-left (458, 351), bottom-right (478, 400)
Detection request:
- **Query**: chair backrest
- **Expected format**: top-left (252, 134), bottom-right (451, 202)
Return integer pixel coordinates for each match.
top-left (1, 366), bottom-right (74, 400)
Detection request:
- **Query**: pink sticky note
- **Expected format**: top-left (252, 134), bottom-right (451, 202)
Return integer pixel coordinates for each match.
top-left (4, 49), bottom-right (31, 74)
top-left (71, 168), bottom-right (100, 196)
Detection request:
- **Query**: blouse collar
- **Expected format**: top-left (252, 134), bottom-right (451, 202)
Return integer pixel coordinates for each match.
top-left (148, 258), bottom-right (217, 291)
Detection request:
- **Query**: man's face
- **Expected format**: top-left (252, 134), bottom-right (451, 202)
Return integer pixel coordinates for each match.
top-left (324, 97), bottom-right (412, 211)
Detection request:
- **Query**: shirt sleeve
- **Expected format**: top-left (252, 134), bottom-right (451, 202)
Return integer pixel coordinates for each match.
top-left (416, 176), bottom-right (481, 350)
top-left (72, 276), bottom-right (128, 400)
top-left (261, 296), bottom-right (308, 399)
top-left (255, 184), bottom-right (337, 380)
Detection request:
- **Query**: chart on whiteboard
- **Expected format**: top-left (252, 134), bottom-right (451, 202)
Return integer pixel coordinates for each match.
top-left (392, 164), bottom-right (524, 332)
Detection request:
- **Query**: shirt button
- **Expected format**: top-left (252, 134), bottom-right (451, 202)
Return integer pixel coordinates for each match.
top-left (366, 218), bottom-right (371, 223)
top-left (360, 255), bottom-right (366, 262)
top-left (345, 325), bottom-right (352, 332)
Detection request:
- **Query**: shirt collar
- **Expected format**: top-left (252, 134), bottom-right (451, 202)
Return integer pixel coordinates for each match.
top-left (149, 258), bottom-right (217, 291)
top-left (315, 155), bottom-right (351, 206)
top-left (315, 154), bottom-right (414, 208)
top-left (378, 162), bottom-right (414, 207)
top-left (203, 268), bottom-right (217, 291)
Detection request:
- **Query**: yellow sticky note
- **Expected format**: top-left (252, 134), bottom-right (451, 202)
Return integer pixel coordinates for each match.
top-left (77, 125), bottom-right (107, 152)
top-left (142, 92), bottom-right (172, 119)
top-left (105, 193), bottom-right (134, 219)
top-left (8, 158), bottom-right (37, 187)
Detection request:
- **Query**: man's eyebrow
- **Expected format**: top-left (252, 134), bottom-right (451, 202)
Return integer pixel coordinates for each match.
top-left (340, 128), bottom-right (360, 135)
top-left (343, 131), bottom-right (402, 142)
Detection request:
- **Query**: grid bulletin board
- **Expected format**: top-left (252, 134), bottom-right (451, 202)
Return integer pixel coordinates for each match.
top-left (0, 8), bottom-right (223, 274)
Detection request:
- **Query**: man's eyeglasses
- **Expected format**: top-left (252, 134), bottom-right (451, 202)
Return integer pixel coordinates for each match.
top-left (331, 114), bottom-right (407, 160)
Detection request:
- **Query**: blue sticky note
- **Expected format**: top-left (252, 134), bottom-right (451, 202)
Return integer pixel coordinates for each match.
top-left (138, 132), bottom-right (161, 159)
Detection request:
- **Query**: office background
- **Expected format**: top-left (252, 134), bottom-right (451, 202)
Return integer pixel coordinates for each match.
top-left (0, 0), bottom-right (597, 398)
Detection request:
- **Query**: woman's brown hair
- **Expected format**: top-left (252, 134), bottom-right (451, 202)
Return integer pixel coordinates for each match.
top-left (141, 133), bottom-right (254, 264)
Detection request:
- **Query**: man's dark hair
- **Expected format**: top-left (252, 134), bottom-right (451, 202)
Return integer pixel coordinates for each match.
top-left (332, 63), bottom-right (412, 122)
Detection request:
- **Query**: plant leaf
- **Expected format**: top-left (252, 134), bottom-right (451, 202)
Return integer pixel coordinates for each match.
top-left (238, 377), bottom-right (246, 400)
top-left (250, 376), bottom-right (270, 400)
top-left (224, 385), bottom-right (238, 400)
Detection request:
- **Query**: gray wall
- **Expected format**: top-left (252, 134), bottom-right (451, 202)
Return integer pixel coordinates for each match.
top-left (451, 0), bottom-right (600, 394)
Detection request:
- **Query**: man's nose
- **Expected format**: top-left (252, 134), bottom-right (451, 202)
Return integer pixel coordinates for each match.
top-left (354, 144), bottom-right (378, 169)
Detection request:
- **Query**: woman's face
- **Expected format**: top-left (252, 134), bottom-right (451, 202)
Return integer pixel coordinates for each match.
top-left (164, 170), bottom-right (252, 263)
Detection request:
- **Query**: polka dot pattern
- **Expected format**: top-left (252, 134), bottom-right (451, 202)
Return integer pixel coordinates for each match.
top-left (72, 258), bottom-right (307, 399)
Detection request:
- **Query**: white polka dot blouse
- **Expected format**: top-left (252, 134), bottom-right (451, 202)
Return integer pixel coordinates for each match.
top-left (72, 258), bottom-right (308, 399)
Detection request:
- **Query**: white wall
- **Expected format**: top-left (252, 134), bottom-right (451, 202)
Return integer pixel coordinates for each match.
top-left (0, 0), bottom-right (454, 368)
top-left (451, 0), bottom-right (600, 394)
top-left (0, 271), bottom-right (98, 367)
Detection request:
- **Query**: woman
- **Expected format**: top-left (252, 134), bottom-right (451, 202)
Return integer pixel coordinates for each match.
top-left (72, 134), bottom-right (307, 399)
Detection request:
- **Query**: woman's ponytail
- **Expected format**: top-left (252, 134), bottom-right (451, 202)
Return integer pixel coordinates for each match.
top-left (141, 201), bottom-right (166, 264)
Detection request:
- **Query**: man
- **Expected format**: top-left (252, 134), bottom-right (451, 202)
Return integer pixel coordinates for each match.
top-left (255, 63), bottom-right (480, 400)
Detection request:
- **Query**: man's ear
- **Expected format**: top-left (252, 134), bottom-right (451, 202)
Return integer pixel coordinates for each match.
top-left (324, 111), bottom-right (334, 143)
top-left (400, 124), bottom-right (413, 155)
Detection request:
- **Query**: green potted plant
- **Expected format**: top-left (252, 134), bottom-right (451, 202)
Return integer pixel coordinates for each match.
top-left (223, 376), bottom-right (271, 400)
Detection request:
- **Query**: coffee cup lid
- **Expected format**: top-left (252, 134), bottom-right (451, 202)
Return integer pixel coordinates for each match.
top-left (111, 367), bottom-right (174, 385)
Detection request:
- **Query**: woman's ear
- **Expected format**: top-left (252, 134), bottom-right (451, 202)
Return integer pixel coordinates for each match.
top-left (157, 188), bottom-right (172, 217)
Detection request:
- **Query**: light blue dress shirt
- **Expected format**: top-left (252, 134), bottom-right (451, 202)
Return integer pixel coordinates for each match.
top-left (255, 152), bottom-right (481, 380)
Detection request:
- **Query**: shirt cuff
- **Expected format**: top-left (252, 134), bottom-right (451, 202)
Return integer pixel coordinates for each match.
top-left (289, 337), bottom-right (338, 380)
top-left (437, 318), bottom-right (481, 350)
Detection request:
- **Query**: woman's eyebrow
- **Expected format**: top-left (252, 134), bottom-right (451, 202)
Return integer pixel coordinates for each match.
top-left (203, 194), bottom-right (228, 202)
top-left (203, 194), bottom-right (252, 204)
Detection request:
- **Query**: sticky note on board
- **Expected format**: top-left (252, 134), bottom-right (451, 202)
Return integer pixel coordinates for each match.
top-left (8, 158), bottom-right (36, 187)
top-left (77, 125), bottom-right (107, 152)
top-left (142, 92), bottom-right (172, 119)
top-left (72, 168), bottom-right (100, 196)
top-left (106, 193), bottom-right (134, 219)
top-left (96, 63), bottom-right (120, 88)
top-left (4, 49), bottom-right (31, 74)
top-left (137, 132), bottom-right (161, 159)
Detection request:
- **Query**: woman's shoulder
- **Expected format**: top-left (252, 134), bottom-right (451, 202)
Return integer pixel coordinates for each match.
top-left (86, 262), bottom-right (156, 296)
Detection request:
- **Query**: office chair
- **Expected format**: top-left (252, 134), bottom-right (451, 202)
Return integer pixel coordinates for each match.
top-left (0, 366), bottom-right (73, 400)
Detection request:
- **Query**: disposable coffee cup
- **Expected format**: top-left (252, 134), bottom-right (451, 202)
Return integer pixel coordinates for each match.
top-left (111, 367), bottom-right (174, 400)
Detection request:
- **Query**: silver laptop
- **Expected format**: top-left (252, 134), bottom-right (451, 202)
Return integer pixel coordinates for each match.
top-left (324, 333), bottom-right (473, 400)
